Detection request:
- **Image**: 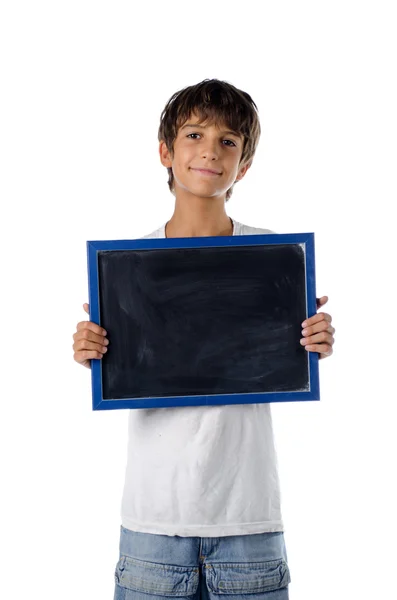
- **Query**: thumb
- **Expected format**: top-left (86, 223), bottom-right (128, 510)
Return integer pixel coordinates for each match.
top-left (316, 295), bottom-right (328, 309)
top-left (83, 303), bottom-right (90, 315)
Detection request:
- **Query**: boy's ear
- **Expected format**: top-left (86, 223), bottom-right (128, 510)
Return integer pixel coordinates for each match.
top-left (235, 161), bottom-right (252, 182)
top-left (159, 140), bottom-right (173, 168)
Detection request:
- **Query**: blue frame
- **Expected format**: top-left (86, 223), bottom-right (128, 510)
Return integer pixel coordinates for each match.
top-left (87, 233), bottom-right (319, 410)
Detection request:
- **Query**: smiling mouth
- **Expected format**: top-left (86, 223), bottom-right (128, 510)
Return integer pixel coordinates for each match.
top-left (191, 168), bottom-right (221, 176)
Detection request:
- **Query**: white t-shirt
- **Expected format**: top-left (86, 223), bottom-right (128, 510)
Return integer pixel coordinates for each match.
top-left (120, 218), bottom-right (284, 537)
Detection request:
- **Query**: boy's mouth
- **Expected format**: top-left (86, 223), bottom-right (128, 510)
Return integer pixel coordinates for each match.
top-left (191, 168), bottom-right (221, 176)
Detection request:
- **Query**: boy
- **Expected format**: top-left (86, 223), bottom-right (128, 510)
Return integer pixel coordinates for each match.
top-left (73, 79), bottom-right (335, 599)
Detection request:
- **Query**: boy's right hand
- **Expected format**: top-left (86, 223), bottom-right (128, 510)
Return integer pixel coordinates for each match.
top-left (72, 303), bottom-right (109, 369)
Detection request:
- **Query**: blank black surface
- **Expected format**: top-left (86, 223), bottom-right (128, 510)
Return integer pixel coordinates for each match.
top-left (98, 244), bottom-right (309, 400)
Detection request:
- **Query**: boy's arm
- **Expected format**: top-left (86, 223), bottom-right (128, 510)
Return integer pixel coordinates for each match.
top-left (300, 296), bottom-right (335, 359)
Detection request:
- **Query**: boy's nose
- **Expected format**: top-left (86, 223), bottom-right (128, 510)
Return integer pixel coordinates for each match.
top-left (201, 147), bottom-right (219, 160)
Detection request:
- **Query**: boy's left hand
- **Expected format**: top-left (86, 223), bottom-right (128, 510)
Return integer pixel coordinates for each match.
top-left (300, 296), bottom-right (335, 359)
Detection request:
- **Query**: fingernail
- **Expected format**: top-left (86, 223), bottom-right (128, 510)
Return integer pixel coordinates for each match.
top-left (302, 321), bottom-right (307, 327)
top-left (302, 329), bottom-right (308, 335)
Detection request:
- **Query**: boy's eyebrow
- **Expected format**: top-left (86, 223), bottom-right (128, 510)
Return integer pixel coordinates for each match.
top-left (180, 123), bottom-right (241, 138)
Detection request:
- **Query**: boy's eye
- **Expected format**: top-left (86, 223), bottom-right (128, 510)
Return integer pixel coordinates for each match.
top-left (187, 133), bottom-right (236, 147)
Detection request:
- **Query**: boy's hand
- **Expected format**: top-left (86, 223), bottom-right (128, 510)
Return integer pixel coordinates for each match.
top-left (300, 296), bottom-right (335, 359)
top-left (72, 303), bottom-right (109, 369)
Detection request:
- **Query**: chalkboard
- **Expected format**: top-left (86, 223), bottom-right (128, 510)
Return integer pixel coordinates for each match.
top-left (87, 233), bottom-right (319, 410)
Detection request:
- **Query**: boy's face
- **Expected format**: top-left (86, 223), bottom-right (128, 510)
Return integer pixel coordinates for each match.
top-left (159, 112), bottom-right (251, 201)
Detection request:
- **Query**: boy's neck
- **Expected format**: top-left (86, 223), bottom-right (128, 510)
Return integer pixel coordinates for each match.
top-left (165, 199), bottom-right (233, 238)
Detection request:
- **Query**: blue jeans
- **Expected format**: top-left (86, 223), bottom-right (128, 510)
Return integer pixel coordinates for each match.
top-left (114, 525), bottom-right (291, 599)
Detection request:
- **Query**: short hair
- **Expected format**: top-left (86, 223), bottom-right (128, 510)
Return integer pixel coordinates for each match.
top-left (158, 78), bottom-right (261, 202)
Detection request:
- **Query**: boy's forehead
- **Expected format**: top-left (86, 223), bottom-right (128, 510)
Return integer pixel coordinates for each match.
top-left (178, 112), bottom-right (241, 137)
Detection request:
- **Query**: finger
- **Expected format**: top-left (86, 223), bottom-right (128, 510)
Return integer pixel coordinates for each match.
top-left (304, 343), bottom-right (333, 357)
top-left (73, 348), bottom-right (105, 364)
top-left (300, 331), bottom-right (334, 347)
top-left (73, 339), bottom-right (108, 354)
top-left (302, 312), bottom-right (332, 328)
top-left (75, 320), bottom-right (107, 337)
top-left (302, 321), bottom-right (335, 337)
top-left (73, 328), bottom-right (109, 346)
top-left (316, 295), bottom-right (328, 309)
top-left (83, 303), bottom-right (90, 315)
top-left (319, 347), bottom-right (333, 359)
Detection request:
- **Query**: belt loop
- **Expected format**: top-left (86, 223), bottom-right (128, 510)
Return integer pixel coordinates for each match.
top-left (199, 537), bottom-right (206, 562)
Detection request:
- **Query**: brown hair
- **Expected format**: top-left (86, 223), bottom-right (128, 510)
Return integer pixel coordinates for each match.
top-left (158, 78), bottom-right (261, 202)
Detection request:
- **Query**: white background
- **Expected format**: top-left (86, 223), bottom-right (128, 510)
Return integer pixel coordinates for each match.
top-left (1, 1), bottom-right (396, 598)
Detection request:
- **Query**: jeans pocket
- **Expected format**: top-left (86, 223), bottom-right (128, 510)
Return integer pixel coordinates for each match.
top-left (205, 558), bottom-right (291, 594)
top-left (115, 555), bottom-right (200, 597)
